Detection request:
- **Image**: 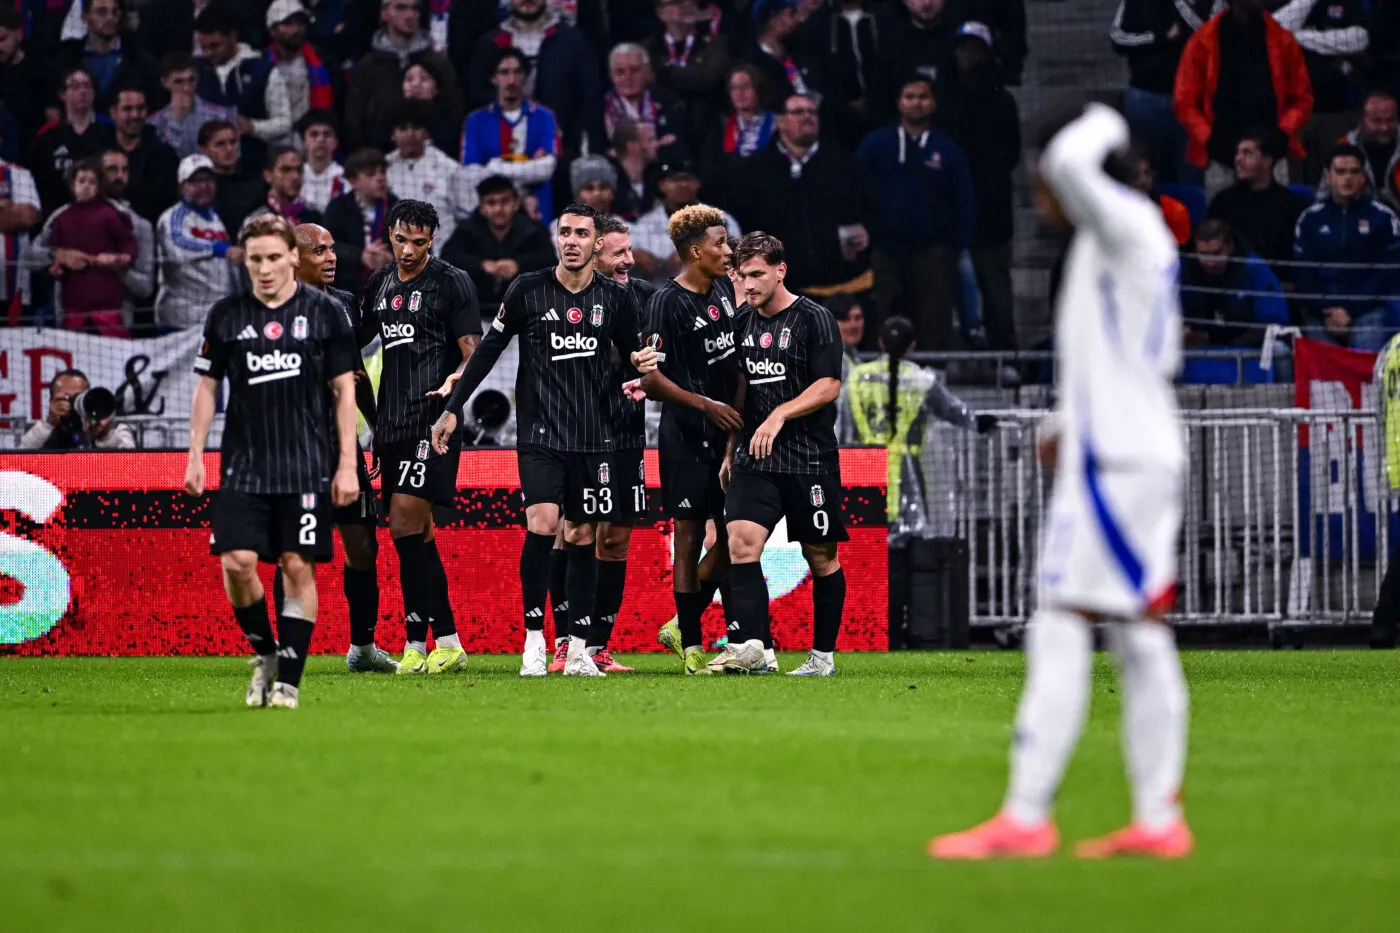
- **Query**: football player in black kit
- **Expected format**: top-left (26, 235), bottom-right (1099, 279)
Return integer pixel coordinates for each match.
top-left (430, 203), bottom-right (658, 678)
top-left (638, 204), bottom-right (747, 675)
top-left (185, 214), bottom-right (361, 710)
top-left (720, 232), bottom-right (848, 676)
top-left (360, 200), bottom-right (482, 675)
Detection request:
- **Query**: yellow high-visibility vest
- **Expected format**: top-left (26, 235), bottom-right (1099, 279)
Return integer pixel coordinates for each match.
top-left (1374, 334), bottom-right (1400, 491)
top-left (847, 358), bottom-right (937, 521)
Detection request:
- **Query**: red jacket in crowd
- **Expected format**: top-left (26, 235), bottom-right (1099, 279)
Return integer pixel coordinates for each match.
top-left (1173, 10), bottom-right (1313, 168)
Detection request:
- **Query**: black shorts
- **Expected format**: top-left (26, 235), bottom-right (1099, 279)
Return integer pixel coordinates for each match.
top-left (660, 455), bottom-right (725, 521)
top-left (331, 454), bottom-right (378, 526)
top-left (723, 470), bottom-right (848, 545)
top-left (211, 489), bottom-right (334, 563)
top-left (518, 445), bottom-right (647, 525)
top-left (377, 436), bottom-right (461, 508)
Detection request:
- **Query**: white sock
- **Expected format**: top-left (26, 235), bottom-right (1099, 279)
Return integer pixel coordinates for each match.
top-left (349, 643), bottom-right (372, 655)
top-left (1112, 621), bottom-right (1189, 830)
top-left (764, 648), bottom-right (778, 665)
top-left (587, 645), bottom-right (601, 656)
top-left (405, 640), bottom-right (427, 656)
top-left (436, 633), bottom-right (462, 650)
top-left (569, 635), bottom-right (587, 654)
top-left (1003, 609), bottom-right (1092, 826)
top-left (524, 630), bottom-right (545, 651)
top-left (811, 649), bottom-right (833, 663)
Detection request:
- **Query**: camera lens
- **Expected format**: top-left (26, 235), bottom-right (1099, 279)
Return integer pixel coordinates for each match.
top-left (74, 387), bottom-right (117, 422)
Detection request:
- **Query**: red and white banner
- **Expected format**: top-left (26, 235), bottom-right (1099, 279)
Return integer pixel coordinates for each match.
top-left (0, 450), bottom-right (888, 655)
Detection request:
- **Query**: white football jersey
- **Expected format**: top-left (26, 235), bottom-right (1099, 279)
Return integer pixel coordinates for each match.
top-left (1042, 104), bottom-right (1184, 473)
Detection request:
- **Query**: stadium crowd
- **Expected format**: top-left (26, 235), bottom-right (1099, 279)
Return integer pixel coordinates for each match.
top-left (2, 0), bottom-right (1400, 422)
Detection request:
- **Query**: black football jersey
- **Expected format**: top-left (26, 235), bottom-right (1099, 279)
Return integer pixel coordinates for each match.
top-left (446, 268), bottom-right (644, 453)
top-left (733, 296), bottom-right (843, 475)
top-left (643, 275), bottom-right (740, 460)
top-left (360, 257), bottom-right (482, 444)
top-left (194, 285), bottom-right (357, 494)
top-left (605, 277), bottom-right (655, 450)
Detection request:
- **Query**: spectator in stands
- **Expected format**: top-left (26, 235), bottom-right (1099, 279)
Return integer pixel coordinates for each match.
top-left (743, 0), bottom-right (825, 112)
top-left (939, 21), bottom-right (1020, 353)
top-left (603, 43), bottom-right (688, 165)
top-left (259, 145), bottom-right (322, 226)
top-left (56, 0), bottom-right (163, 114)
top-left (346, 0), bottom-right (459, 150)
top-left (395, 58), bottom-right (464, 157)
top-left (466, 0), bottom-right (602, 155)
top-left (1272, 0), bottom-right (1369, 185)
top-left (724, 90), bottom-right (872, 299)
top-left (387, 101), bottom-right (473, 250)
top-left (139, 0), bottom-right (263, 66)
top-left (304, 0), bottom-right (379, 68)
top-left (198, 119), bottom-right (262, 233)
top-left (0, 133), bottom-right (40, 319)
top-left (0, 7), bottom-right (49, 149)
top-left (706, 63), bottom-right (776, 166)
top-left (194, 3), bottom-right (263, 115)
top-left (630, 159), bottom-right (741, 280)
top-left (244, 0), bottom-right (342, 152)
top-left (1111, 0), bottom-right (1220, 186)
top-left (885, 0), bottom-right (957, 97)
top-left (155, 154), bottom-right (241, 330)
top-left (1294, 143), bottom-right (1400, 351)
top-left (550, 153), bottom-right (617, 242)
top-left (150, 53), bottom-right (237, 158)
top-left (804, 0), bottom-right (888, 147)
top-left (1173, 0), bottom-right (1313, 200)
top-left (323, 147), bottom-right (397, 289)
top-left (296, 109), bottom-right (346, 213)
top-left (97, 149), bottom-right (156, 323)
top-left (108, 86), bottom-right (177, 224)
top-left (1320, 92), bottom-right (1400, 210)
top-left (443, 173), bottom-right (555, 305)
top-left (648, 0), bottom-right (731, 147)
top-left (609, 118), bottom-right (661, 221)
top-left (462, 46), bottom-right (561, 223)
top-left (856, 75), bottom-right (971, 353)
top-left (38, 156), bottom-right (137, 337)
top-left (1133, 152), bottom-right (1193, 246)
top-left (1180, 217), bottom-right (1288, 347)
top-left (828, 291), bottom-right (867, 355)
top-left (33, 65), bottom-right (114, 214)
top-left (1207, 127), bottom-right (1309, 278)
top-left (20, 369), bottom-right (136, 450)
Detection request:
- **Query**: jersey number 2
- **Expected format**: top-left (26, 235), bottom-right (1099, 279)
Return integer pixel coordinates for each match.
top-left (299, 513), bottom-right (318, 546)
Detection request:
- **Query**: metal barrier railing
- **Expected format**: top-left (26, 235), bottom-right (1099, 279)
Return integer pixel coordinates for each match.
top-left (914, 409), bottom-right (1393, 628)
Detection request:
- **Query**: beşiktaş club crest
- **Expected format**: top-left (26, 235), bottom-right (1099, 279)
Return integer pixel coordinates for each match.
top-left (810, 485), bottom-right (824, 507)
top-left (779, 327), bottom-right (792, 350)
top-left (416, 440), bottom-right (430, 460)
top-left (291, 315), bottom-right (308, 340)
top-left (409, 290), bottom-right (422, 312)
top-left (721, 296), bottom-right (734, 317)
top-left (302, 494), bottom-right (317, 510)
top-left (598, 461), bottom-right (610, 485)
top-left (591, 304), bottom-right (605, 326)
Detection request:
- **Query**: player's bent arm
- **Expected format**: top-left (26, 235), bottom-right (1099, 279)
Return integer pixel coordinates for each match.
top-left (185, 375), bottom-right (219, 496)
top-left (330, 372), bottom-right (360, 505)
top-left (1039, 103), bottom-right (1137, 250)
top-left (772, 376), bottom-right (842, 423)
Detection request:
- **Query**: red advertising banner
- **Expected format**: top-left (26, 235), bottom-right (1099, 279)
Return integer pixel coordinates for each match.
top-left (0, 450), bottom-right (888, 656)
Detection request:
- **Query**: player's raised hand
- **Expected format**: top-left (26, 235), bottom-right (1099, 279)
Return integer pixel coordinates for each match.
top-left (622, 378), bottom-right (647, 402)
top-left (630, 347), bottom-right (658, 374)
top-left (332, 464), bottom-right (358, 507)
top-left (748, 412), bottom-right (786, 459)
top-left (183, 458), bottom-right (205, 497)
top-left (701, 397), bottom-right (744, 432)
top-left (430, 411), bottom-right (458, 454)
top-left (427, 371), bottom-right (461, 398)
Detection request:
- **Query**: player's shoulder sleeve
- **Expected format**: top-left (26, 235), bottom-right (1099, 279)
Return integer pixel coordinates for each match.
top-left (194, 296), bottom-right (237, 379)
top-left (806, 299), bottom-right (844, 381)
top-left (437, 258), bottom-right (484, 339)
top-left (494, 270), bottom-right (537, 335)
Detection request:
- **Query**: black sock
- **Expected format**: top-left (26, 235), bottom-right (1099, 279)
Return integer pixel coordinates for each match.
top-left (675, 590), bottom-right (706, 650)
top-left (275, 616), bottom-right (315, 688)
top-left (343, 565), bottom-right (379, 647)
top-left (718, 577), bottom-right (736, 649)
top-left (548, 545), bottom-right (569, 642)
top-left (392, 534), bottom-right (432, 644)
top-left (812, 568), bottom-right (847, 653)
top-left (728, 562), bottom-right (768, 647)
top-left (272, 568), bottom-right (284, 617)
top-left (521, 532), bottom-right (556, 633)
top-left (566, 541), bottom-right (597, 641)
top-left (590, 558), bottom-right (627, 648)
top-left (421, 539), bottom-right (456, 639)
top-left (233, 598), bottom-right (277, 656)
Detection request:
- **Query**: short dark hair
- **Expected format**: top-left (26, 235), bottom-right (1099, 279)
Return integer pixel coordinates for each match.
top-left (1367, 89), bottom-right (1398, 111)
top-left (197, 119), bottom-right (237, 148)
top-left (110, 85), bottom-right (146, 108)
top-left (295, 108), bottom-right (339, 138)
top-left (1194, 217), bottom-right (1234, 245)
top-left (160, 51), bottom-right (198, 78)
top-left (386, 199), bottom-right (440, 236)
top-left (343, 148), bottom-right (387, 179)
top-left (733, 231), bottom-right (785, 268)
top-left (392, 100), bottom-right (437, 132)
top-left (1236, 126), bottom-right (1283, 161)
top-left (780, 91), bottom-right (818, 115)
top-left (476, 174), bottom-right (517, 201)
top-left (51, 369), bottom-right (89, 391)
top-left (557, 202), bottom-right (600, 233)
top-left (264, 144), bottom-right (301, 172)
top-left (0, 6), bottom-right (22, 30)
top-left (83, 0), bottom-right (125, 13)
top-left (899, 73), bottom-right (936, 98)
top-left (492, 45), bottom-right (531, 78)
top-left (69, 156), bottom-right (102, 182)
top-left (193, 2), bottom-right (238, 35)
top-left (610, 119), bottom-right (641, 151)
top-left (1329, 141), bottom-right (1366, 169)
top-left (58, 63), bottom-right (96, 94)
top-left (597, 214), bottom-right (629, 236)
top-left (825, 293), bottom-right (866, 322)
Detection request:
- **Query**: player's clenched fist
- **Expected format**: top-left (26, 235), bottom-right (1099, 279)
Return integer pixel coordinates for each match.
top-left (332, 464), bottom-right (358, 507)
top-left (183, 458), bottom-right (205, 496)
top-left (630, 346), bottom-right (658, 374)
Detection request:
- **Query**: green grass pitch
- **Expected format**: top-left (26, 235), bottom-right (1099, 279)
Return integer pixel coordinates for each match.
top-left (2, 651), bottom-right (1398, 932)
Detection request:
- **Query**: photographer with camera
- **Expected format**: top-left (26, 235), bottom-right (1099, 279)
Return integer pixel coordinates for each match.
top-left (20, 369), bottom-right (136, 450)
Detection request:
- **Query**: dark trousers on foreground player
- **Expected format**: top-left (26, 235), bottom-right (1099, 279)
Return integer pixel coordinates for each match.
top-left (720, 472), bottom-right (849, 676)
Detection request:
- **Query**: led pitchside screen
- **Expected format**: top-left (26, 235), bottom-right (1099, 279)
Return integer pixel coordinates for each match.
top-left (0, 450), bottom-right (887, 655)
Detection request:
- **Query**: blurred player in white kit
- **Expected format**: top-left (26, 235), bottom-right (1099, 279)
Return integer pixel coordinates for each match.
top-left (929, 102), bottom-right (1193, 860)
